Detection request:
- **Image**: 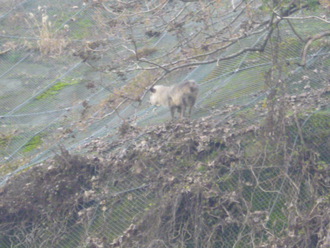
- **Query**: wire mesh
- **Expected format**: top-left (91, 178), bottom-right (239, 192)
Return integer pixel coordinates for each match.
top-left (0, 0), bottom-right (329, 247)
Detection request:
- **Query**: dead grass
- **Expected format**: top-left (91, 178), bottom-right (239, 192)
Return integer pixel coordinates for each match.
top-left (26, 13), bottom-right (69, 56)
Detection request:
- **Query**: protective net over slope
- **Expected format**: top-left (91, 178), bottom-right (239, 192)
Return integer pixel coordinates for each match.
top-left (0, 0), bottom-right (329, 247)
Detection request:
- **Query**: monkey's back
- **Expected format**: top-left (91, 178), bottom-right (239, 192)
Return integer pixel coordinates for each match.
top-left (169, 80), bottom-right (198, 106)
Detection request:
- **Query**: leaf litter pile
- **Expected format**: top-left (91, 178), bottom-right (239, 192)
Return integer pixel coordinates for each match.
top-left (0, 85), bottom-right (329, 247)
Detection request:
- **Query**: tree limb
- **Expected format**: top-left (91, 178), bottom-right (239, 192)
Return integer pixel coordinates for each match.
top-left (299, 30), bottom-right (330, 67)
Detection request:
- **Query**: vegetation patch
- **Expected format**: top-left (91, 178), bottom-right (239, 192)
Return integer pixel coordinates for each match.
top-left (128, 47), bottom-right (158, 60)
top-left (22, 134), bottom-right (43, 152)
top-left (299, 111), bottom-right (330, 162)
top-left (0, 134), bottom-right (12, 148)
top-left (0, 111), bottom-right (329, 247)
top-left (71, 18), bottom-right (94, 40)
top-left (0, 147), bottom-right (104, 247)
top-left (36, 78), bottom-right (81, 100)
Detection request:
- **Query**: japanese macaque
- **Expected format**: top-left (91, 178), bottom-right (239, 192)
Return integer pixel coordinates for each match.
top-left (150, 80), bottom-right (199, 119)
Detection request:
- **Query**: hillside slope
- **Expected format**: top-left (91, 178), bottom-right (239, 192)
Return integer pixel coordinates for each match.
top-left (0, 0), bottom-right (330, 247)
top-left (1, 83), bottom-right (329, 247)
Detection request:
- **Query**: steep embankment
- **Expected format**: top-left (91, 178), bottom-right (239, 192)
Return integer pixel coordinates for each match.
top-left (1, 83), bottom-right (329, 247)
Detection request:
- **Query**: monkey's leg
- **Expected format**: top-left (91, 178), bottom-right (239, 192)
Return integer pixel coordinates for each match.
top-left (170, 106), bottom-right (176, 119)
top-left (181, 104), bottom-right (186, 119)
top-left (188, 105), bottom-right (192, 117)
top-left (187, 97), bottom-right (196, 117)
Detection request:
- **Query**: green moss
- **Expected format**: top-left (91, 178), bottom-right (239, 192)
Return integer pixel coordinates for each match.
top-left (197, 165), bottom-right (206, 172)
top-left (324, 58), bottom-right (330, 67)
top-left (0, 133), bottom-right (21, 151)
top-left (23, 135), bottom-right (43, 152)
top-left (36, 78), bottom-right (80, 100)
top-left (306, 0), bottom-right (320, 10)
top-left (237, 107), bottom-right (258, 120)
top-left (279, 38), bottom-right (302, 55)
top-left (217, 173), bottom-right (238, 191)
top-left (0, 135), bottom-right (10, 147)
top-left (267, 198), bottom-right (287, 233)
top-left (71, 18), bottom-right (94, 40)
top-left (7, 51), bottom-right (21, 63)
top-left (178, 158), bottom-right (194, 167)
top-left (0, 160), bottom-right (24, 177)
top-left (288, 110), bottom-right (330, 162)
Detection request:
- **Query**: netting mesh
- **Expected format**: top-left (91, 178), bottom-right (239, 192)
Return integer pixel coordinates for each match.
top-left (0, 0), bottom-right (329, 247)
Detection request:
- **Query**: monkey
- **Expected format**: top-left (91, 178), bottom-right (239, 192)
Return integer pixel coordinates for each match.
top-left (149, 80), bottom-right (199, 119)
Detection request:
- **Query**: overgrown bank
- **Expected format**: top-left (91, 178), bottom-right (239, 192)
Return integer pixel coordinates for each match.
top-left (0, 83), bottom-right (329, 247)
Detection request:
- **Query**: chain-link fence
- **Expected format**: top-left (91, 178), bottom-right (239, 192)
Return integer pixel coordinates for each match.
top-left (0, 0), bottom-right (329, 247)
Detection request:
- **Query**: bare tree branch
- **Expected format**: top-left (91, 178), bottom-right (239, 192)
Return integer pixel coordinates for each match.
top-left (286, 19), bottom-right (305, 42)
top-left (283, 15), bottom-right (330, 24)
top-left (299, 30), bottom-right (330, 66)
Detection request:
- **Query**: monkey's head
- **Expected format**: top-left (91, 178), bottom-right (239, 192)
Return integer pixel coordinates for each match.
top-left (150, 86), bottom-right (157, 94)
top-left (149, 86), bottom-right (159, 105)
